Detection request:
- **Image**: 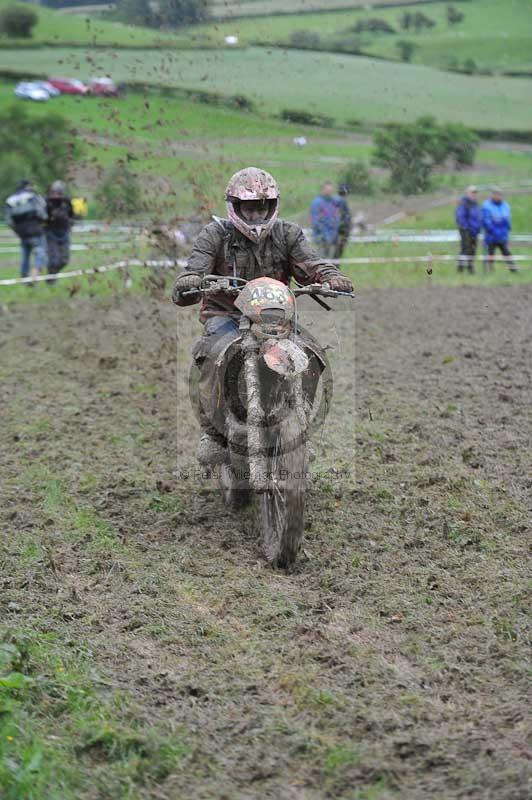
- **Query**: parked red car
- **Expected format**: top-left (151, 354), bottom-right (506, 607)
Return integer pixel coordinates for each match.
top-left (88, 77), bottom-right (120, 97)
top-left (48, 77), bottom-right (88, 96)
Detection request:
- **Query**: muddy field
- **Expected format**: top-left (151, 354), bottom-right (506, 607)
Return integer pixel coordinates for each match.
top-left (1, 283), bottom-right (531, 799)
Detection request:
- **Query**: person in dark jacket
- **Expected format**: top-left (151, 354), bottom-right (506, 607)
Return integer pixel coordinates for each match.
top-left (482, 188), bottom-right (516, 272)
top-left (46, 180), bottom-right (74, 283)
top-left (333, 184), bottom-right (352, 261)
top-left (172, 166), bottom-right (353, 466)
top-left (310, 181), bottom-right (340, 258)
top-left (4, 179), bottom-right (47, 282)
top-left (455, 185), bottom-right (482, 273)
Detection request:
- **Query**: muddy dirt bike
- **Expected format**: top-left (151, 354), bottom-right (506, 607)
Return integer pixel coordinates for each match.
top-left (185, 275), bottom-right (354, 569)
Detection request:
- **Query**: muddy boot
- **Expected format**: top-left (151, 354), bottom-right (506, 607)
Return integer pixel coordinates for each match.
top-left (197, 431), bottom-right (229, 468)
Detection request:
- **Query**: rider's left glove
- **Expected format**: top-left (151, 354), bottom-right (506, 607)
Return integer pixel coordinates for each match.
top-left (172, 273), bottom-right (202, 306)
top-left (319, 272), bottom-right (353, 293)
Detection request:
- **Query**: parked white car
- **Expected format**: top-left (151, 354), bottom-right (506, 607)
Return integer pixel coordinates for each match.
top-left (14, 82), bottom-right (50, 102)
top-left (34, 80), bottom-right (61, 97)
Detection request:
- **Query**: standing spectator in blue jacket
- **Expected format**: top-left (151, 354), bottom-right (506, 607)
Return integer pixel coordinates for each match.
top-left (482, 188), bottom-right (516, 272)
top-left (310, 181), bottom-right (340, 258)
top-left (455, 185), bottom-right (481, 273)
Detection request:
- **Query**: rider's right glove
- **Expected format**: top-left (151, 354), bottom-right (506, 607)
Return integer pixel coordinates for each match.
top-left (172, 273), bottom-right (202, 306)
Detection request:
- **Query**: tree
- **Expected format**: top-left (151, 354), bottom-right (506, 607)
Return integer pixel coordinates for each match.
top-left (400, 11), bottom-right (413, 31)
top-left (339, 161), bottom-right (374, 196)
top-left (115, 0), bottom-right (153, 26)
top-left (412, 12), bottom-right (436, 32)
top-left (155, 0), bottom-right (209, 27)
top-left (351, 18), bottom-right (396, 34)
top-left (373, 116), bottom-right (478, 194)
top-left (115, 0), bottom-right (209, 27)
top-left (463, 58), bottom-right (478, 74)
top-left (289, 30), bottom-right (322, 49)
top-left (396, 40), bottom-right (416, 62)
top-left (95, 161), bottom-right (143, 217)
top-left (0, 105), bottom-right (81, 191)
top-left (0, 5), bottom-right (38, 38)
top-left (441, 123), bottom-right (479, 168)
top-left (446, 4), bottom-right (464, 25)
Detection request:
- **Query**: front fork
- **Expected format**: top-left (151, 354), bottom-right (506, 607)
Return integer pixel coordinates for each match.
top-left (241, 327), bottom-right (269, 492)
top-left (241, 324), bottom-right (307, 494)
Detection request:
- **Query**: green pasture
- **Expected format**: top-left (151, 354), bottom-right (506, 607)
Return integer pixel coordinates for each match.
top-left (0, 79), bottom-right (373, 219)
top-left (209, 0), bottom-right (434, 18)
top-left (0, 0), bottom-right (183, 47)
top-left (2, 233), bottom-right (531, 308)
top-left (2, 75), bottom-right (532, 224)
top-left (389, 192), bottom-right (532, 231)
top-left (1, 45), bottom-right (532, 130)
top-left (198, 0), bottom-right (532, 73)
top-left (0, 233), bottom-right (149, 305)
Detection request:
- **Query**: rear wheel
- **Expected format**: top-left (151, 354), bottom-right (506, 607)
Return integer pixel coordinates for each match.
top-left (259, 414), bottom-right (307, 569)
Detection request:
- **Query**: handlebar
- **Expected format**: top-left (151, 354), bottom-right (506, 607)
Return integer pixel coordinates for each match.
top-left (293, 283), bottom-right (355, 299)
top-left (181, 276), bottom-right (354, 299)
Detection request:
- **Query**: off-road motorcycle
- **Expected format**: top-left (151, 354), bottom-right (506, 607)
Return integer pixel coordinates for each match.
top-left (186, 275), bottom-right (354, 569)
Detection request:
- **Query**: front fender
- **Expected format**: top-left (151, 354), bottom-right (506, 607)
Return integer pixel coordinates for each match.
top-left (262, 339), bottom-right (309, 376)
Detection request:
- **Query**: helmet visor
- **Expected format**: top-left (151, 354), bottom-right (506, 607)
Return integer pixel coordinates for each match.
top-left (228, 197), bottom-right (277, 226)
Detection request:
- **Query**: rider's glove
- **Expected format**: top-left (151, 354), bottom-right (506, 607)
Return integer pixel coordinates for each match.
top-left (172, 273), bottom-right (202, 306)
top-left (318, 272), bottom-right (353, 293)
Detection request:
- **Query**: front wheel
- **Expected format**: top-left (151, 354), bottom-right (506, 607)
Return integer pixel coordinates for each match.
top-left (259, 415), bottom-right (307, 569)
top-left (219, 460), bottom-right (251, 508)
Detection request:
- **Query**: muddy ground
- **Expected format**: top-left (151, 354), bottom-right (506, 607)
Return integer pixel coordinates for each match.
top-left (0, 283), bottom-right (531, 799)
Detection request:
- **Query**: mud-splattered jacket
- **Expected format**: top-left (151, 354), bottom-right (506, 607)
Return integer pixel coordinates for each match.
top-left (173, 217), bottom-right (340, 322)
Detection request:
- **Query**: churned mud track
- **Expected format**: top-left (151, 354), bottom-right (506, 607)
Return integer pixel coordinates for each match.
top-left (0, 283), bottom-right (530, 799)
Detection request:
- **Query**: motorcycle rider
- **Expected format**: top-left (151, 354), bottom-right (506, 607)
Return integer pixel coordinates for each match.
top-left (172, 167), bottom-right (353, 466)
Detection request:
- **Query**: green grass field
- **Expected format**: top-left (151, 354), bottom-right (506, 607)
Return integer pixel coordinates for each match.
top-left (2, 45), bottom-right (532, 130)
top-left (2, 226), bottom-right (531, 308)
top-left (197, 0), bottom-right (532, 73)
top-left (2, 0), bottom-right (530, 75)
top-left (2, 76), bottom-right (532, 226)
top-left (0, 0), bottom-right (184, 46)
top-left (389, 191), bottom-right (532, 231)
top-left (209, 0), bottom-right (437, 18)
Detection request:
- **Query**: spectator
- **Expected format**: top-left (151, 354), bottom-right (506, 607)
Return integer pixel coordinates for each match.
top-left (46, 180), bottom-right (74, 283)
top-left (310, 181), bottom-right (340, 258)
top-left (4, 179), bottom-right (47, 284)
top-left (482, 188), bottom-right (517, 272)
top-left (455, 185), bottom-right (481, 273)
top-left (333, 184), bottom-right (352, 260)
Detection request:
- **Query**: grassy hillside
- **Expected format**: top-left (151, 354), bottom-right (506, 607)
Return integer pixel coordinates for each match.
top-left (0, 0), bottom-right (183, 46)
top-left (193, 0), bottom-right (532, 73)
top-left (389, 191), bottom-right (532, 232)
top-left (209, 0), bottom-right (437, 18)
top-left (2, 46), bottom-right (532, 130)
top-left (4, 0), bottom-right (529, 75)
top-left (2, 72), bottom-right (532, 226)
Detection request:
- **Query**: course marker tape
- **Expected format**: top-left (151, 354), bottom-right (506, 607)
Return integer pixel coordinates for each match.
top-left (0, 259), bottom-right (187, 287)
top-left (1, 255), bottom-right (530, 287)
